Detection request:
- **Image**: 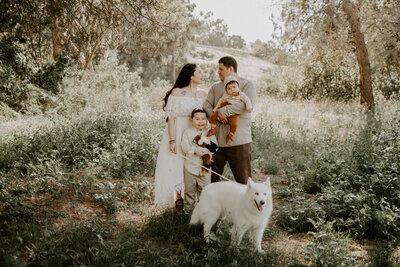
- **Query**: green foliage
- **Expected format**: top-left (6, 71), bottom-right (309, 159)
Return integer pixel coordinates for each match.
top-left (198, 62), bottom-right (220, 86)
top-left (277, 196), bottom-right (325, 233)
top-left (33, 56), bottom-right (71, 94)
top-left (252, 118), bottom-right (315, 176)
top-left (0, 210), bottom-right (295, 266)
top-left (57, 58), bottom-right (144, 114)
top-left (304, 220), bottom-right (362, 267)
top-left (286, 62), bottom-right (359, 101)
top-left (301, 115), bottom-right (400, 241)
top-left (142, 210), bottom-right (295, 266)
top-left (368, 244), bottom-right (400, 267)
top-left (374, 66), bottom-right (400, 100)
top-left (256, 76), bottom-right (281, 97)
top-left (0, 112), bottom-right (164, 178)
top-left (0, 40), bottom-right (69, 112)
top-left (193, 11), bottom-right (246, 48)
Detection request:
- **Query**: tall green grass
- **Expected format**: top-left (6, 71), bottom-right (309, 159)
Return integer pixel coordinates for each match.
top-left (276, 112), bottom-right (400, 242)
top-left (0, 112), bottom-right (164, 178)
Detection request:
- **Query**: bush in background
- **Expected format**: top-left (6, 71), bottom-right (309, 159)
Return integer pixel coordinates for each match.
top-left (0, 40), bottom-right (69, 114)
top-left (304, 220), bottom-right (362, 267)
top-left (374, 66), bottom-right (400, 100)
top-left (286, 62), bottom-right (359, 101)
top-left (0, 112), bottom-right (164, 178)
top-left (56, 57), bottom-right (143, 115)
top-left (252, 118), bottom-right (315, 176)
top-left (198, 62), bottom-right (220, 87)
top-left (301, 115), bottom-right (400, 241)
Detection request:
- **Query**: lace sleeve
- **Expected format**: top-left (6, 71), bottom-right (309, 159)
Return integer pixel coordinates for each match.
top-left (165, 96), bottom-right (178, 118)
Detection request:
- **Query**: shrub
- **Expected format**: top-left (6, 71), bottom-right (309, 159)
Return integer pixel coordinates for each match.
top-left (276, 196), bottom-right (325, 233)
top-left (0, 40), bottom-right (69, 113)
top-left (301, 115), bottom-right (400, 241)
top-left (369, 244), bottom-right (400, 267)
top-left (286, 62), bottom-right (359, 101)
top-left (256, 76), bottom-right (281, 97)
top-left (0, 112), bottom-right (164, 178)
top-left (252, 118), bottom-right (315, 176)
top-left (57, 58), bottom-right (143, 114)
top-left (374, 66), bottom-right (400, 100)
top-left (198, 62), bottom-right (220, 87)
top-left (304, 220), bottom-right (362, 267)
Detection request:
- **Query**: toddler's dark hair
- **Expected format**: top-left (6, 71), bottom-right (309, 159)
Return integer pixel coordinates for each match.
top-left (191, 108), bottom-right (207, 118)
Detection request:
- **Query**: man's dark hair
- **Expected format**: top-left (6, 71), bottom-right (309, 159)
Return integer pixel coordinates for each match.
top-left (218, 56), bottom-right (237, 73)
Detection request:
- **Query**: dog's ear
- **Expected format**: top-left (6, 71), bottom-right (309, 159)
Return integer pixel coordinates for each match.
top-left (247, 177), bottom-right (253, 188)
top-left (265, 178), bottom-right (272, 193)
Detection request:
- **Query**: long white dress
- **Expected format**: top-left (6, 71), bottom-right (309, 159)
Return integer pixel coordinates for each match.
top-left (154, 96), bottom-right (206, 207)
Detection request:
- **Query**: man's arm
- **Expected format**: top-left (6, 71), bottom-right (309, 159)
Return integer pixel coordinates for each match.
top-left (203, 85), bottom-right (215, 119)
top-left (219, 80), bottom-right (256, 118)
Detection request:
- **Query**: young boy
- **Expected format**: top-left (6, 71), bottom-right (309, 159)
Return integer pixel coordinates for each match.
top-left (207, 75), bottom-right (253, 146)
top-left (181, 108), bottom-right (218, 213)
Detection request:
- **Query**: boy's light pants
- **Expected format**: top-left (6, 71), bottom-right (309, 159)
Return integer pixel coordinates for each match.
top-left (183, 168), bottom-right (210, 212)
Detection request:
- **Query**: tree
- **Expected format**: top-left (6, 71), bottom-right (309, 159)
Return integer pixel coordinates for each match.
top-left (1, 0), bottom-right (192, 72)
top-left (342, 0), bottom-right (374, 111)
top-left (228, 35), bottom-right (246, 49)
top-left (276, 0), bottom-right (382, 110)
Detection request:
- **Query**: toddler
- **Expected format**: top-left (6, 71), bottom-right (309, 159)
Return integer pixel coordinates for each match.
top-left (207, 76), bottom-right (253, 146)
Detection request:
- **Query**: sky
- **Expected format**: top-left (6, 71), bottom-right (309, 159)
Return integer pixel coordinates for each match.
top-left (191, 0), bottom-right (281, 44)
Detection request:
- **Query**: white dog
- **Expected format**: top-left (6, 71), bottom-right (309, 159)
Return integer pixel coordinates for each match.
top-left (190, 178), bottom-right (273, 252)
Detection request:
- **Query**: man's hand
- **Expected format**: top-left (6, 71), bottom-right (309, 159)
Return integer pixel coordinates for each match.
top-left (217, 109), bottom-right (228, 124)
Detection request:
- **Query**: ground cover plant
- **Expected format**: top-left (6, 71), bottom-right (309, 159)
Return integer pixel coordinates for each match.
top-left (1, 44), bottom-right (400, 266)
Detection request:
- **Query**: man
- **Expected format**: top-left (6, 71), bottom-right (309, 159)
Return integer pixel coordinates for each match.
top-left (203, 56), bottom-right (256, 184)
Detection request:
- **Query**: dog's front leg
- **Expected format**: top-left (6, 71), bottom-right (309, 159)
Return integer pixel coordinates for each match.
top-left (252, 227), bottom-right (264, 252)
top-left (231, 225), bottom-right (246, 246)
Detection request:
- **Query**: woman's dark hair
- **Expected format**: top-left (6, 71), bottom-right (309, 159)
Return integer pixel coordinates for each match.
top-left (191, 108), bottom-right (207, 118)
top-left (219, 56), bottom-right (238, 73)
top-left (163, 63), bottom-right (197, 111)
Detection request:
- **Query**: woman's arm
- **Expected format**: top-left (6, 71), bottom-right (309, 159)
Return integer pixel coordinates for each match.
top-left (168, 116), bottom-right (177, 153)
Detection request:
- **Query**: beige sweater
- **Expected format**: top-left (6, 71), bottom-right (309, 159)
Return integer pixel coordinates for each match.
top-left (203, 77), bottom-right (256, 147)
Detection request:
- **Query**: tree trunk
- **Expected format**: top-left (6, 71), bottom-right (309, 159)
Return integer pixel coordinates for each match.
top-left (50, 12), bottom-right (63, 60)
top-left (171, 39), bottom-right (176, 81)
top-left (343, 0), bottom-right (375, 112)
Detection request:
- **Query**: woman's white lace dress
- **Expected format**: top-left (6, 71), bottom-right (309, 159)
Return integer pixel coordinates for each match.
top-left (154, 96), bottom-right (206, 207)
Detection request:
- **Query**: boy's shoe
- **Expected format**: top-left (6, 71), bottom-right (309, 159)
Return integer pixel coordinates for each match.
top-left (175, 197), bottom-right (184, 213)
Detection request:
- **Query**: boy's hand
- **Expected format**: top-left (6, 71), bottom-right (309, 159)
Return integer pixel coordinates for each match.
top-left (194, 148), bottom-right (207, 156)
top-left (247, 108), bottom-right (253, 113)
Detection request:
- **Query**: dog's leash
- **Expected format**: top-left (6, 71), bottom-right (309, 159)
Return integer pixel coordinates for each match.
top-left (178, 153), bottom-right (234, 183)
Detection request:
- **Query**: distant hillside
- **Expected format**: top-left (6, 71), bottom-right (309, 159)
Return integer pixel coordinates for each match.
top-left (187, 43), bottom-right (279, 82)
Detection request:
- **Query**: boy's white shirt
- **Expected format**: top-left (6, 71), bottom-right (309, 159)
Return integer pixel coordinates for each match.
top-left (181, 127), bottom-right (218, 176)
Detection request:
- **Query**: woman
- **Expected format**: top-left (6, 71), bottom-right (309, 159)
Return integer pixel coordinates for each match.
top-left (154, 63), bottom-right (207, 208)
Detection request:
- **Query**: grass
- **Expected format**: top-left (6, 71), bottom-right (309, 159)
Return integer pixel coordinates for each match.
top-left (2, 47), bottom-right (400, 265)
top-left (2, 96), bottom-right (400, 265)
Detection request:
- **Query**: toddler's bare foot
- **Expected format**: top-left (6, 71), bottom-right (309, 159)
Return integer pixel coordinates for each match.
top-left (207, 128), bottom-right (217, 137)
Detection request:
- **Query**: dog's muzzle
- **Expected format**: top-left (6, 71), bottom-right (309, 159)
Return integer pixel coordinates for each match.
top-left (254, 200), bottom-right (265, 212)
